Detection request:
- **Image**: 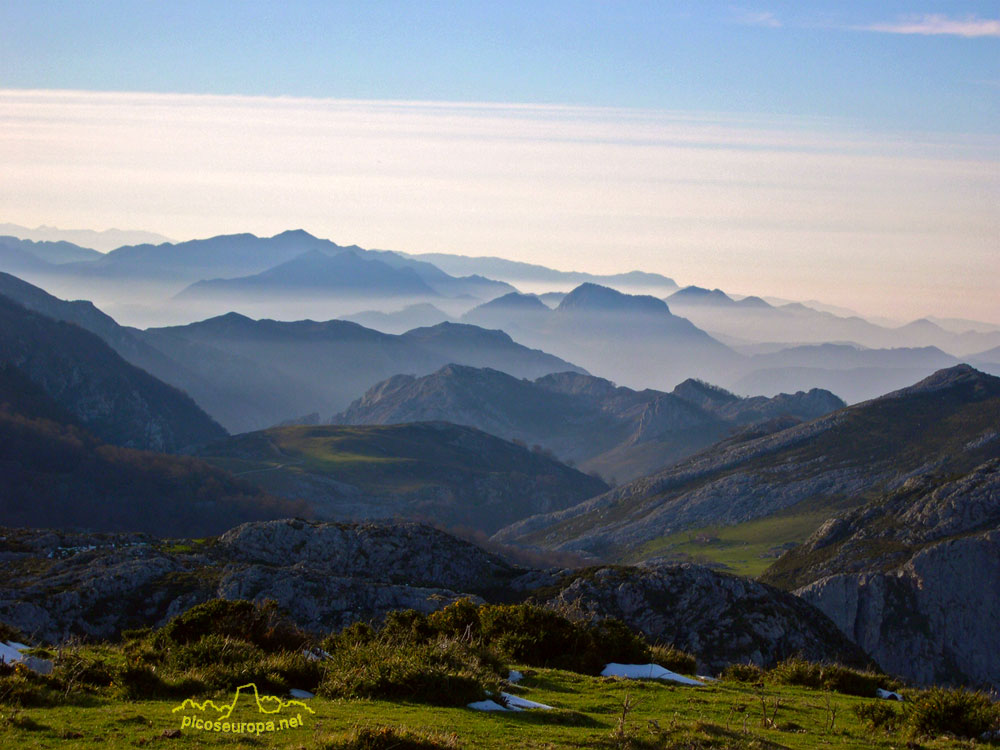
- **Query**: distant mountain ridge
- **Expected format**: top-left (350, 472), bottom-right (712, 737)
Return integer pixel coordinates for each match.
top-left (0, 273), bottom-right (584, 434)
top-left (0, 362), bottom-right (307, 537)
top-left (462, 284), bottom-right (739, 391)
top-left (0, 223), bottom-right (172, 252)
top-left (335, 364), bottom-right (845, 482)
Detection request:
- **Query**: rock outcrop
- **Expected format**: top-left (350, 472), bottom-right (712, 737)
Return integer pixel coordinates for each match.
top-left (0, 520), bottom-right (866, 674)
top-left (767, 460), bottom-right (1000, 689)
top-left (533, 563), bottom-right (870, 673)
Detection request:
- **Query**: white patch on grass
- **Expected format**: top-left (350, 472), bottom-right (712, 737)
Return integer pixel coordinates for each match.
top-left (601, 663), bottom-right (705, 686)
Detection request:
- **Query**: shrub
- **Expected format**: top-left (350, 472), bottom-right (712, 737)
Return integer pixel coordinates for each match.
top-left (317, 633), bottom-right (500, 706)
top-left (426, 598), bottom-right (481, 640)
top-left (429, 600), bottom-right (652, 675)
top-left (853, 701), bottom-right (900, 731)
top-left (0, 622), bottom-right (25, 643)
top-left (649, 644), bottom-right (697, 675)
top-left (162, 599), bottom-right (308, 652)
top-left (0, 664), bottom-right (58, 707)
top-left (721, 663), bottom-right (764, 683)
top-left (903, 687), bottom-right (999, 739)
top-left (767, 657), bottom-right (884, 697)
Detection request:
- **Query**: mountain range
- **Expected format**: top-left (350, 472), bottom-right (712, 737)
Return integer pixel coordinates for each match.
top-left (335, 364), bottom-right (845, 483)
top-left (495, 365), bottom-right (1000, 562)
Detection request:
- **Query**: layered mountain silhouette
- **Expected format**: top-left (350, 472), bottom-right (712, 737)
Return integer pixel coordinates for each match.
top-left (143, 315), bottom-right (584, 432)
top-left (406, 252), bottom-right (679, 294)
top-left (195, 422), bottom-right (609, 534)
top-left (0, 292), bottom-right (225, 452)
top-left (0, 273), bottom-right (582, 433)
top-left (335, 364), bottom-right (845, 482)
top-left (462, 284), bottom-right (738, 391)
top-left (495, 365), bottom-right (1000, 561)
top-left (176, 249), bottom-right (440, 301)
top-left (666, 285), bottom-right (1000, 357)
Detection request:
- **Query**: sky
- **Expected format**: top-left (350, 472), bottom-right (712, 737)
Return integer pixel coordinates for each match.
top-left (1, 1), bottom-right (998, 321)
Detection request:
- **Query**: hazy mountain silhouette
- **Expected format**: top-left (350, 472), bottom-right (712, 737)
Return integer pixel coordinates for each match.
top-left (176, 249), bottom-right (439, 300)
top-left (462, 283), bottom-right (738, 391)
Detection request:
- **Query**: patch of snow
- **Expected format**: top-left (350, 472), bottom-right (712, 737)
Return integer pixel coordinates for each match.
top-left (468, 699), bottom-right (517, 712)
top-left (876, 688), bottom-right (903, 701)
top-left (288, 689), bottom-right (314, 699)
top-left (0, 642), bottom-right (24, 665)
top-left (501, 692), bottom-right (552, 710)
top-left (696, 675), bottom-right (719, 682)
top-left (507, 670), bottom-right (523, 683)
top-left (601, 663), bottom-right (704, 686)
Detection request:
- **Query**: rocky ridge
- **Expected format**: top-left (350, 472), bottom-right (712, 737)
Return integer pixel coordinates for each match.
top-left (0, 520), bottom-right (866, 674)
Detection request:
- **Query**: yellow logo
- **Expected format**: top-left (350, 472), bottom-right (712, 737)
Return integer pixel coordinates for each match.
top-left (172, 683), bottom-right (315, 735)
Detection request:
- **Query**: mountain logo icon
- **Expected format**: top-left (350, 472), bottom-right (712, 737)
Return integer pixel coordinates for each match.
top-left (172, 682), bottom-right (314, 735)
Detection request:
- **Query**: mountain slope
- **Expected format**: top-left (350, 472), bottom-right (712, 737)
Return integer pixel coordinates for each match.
top-left (763, 460), bottom-right (1000, 688)
top-left (0, 293), bottom-right (226, 451)
top-left (495, 366), bottom-right (1000, 564)
top-left (195, 422), bottom-right (609, 534)
top-left (0, 366), bottom-right (307, 537)
top-left (144, 315), bottom-right (585, 432)
top-left (336, 365), bottom-right (845, 482)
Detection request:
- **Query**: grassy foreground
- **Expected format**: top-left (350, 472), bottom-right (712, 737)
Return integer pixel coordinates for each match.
top-left (2, 667), bottom-right (995, 750)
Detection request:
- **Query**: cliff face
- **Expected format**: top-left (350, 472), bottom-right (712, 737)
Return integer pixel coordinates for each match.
top-left (797, 530), bottom-right (1000, 688)
top-left (767, 459), bottom-right (1000, 689)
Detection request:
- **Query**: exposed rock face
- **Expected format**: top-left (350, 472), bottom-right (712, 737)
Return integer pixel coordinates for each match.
top-left (0, 521), bottom-right (516, 642)
top-left (797, 531), bottom-right (1000, 689)
top-left (775, 460), bottom-right (1000, 689)
top-left (0, 521), bottom-right (866, 674)
top-left (217, 520), bottom-right (520, 592)
top-left (534, 563), bottom-right (869, 673)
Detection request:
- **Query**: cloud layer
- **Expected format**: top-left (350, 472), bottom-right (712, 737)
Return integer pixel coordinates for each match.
top-left (863, 14), bottom-right (1000, 38)
top-left (1, 89), bottom-right (997, 321)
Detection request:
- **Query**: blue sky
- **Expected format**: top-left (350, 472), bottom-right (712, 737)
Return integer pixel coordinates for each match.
top-left (2, 1), bottom-right (997, 133)
top-left (1, 2), bottom-right (997, 320)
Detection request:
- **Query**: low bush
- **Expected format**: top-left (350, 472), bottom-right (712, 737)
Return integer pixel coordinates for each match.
top-left (853, 701), bottom-right (900, 731)
top-left (317, 633), bottom-right (501, 706)
top-left (903, 686), bottom-right (999, 739)
top-left (0, 664), bottom-right (58, 707)
top-left (721, 663), bottom-right (764, 683)
top-left (161, 598), bottom-right (308, 652)
top-left (425, 599), bottom-right (652, 675)
top-left (767, 657), bottom-right (885, 697)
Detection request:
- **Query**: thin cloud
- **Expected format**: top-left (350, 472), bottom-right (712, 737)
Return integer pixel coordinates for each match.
top-left (732, 9), bottom-right (781, 28)
top-left (861, 14), bottom-right (1000, 38)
